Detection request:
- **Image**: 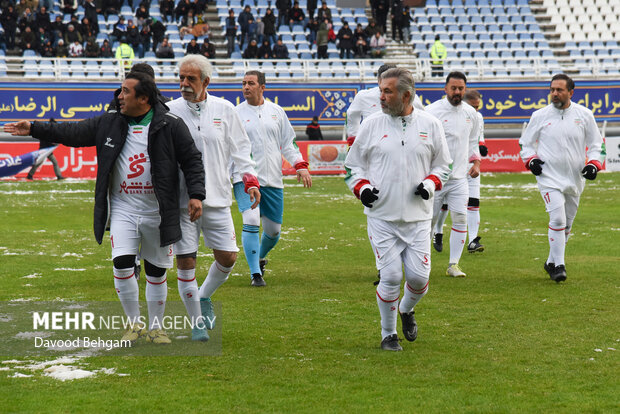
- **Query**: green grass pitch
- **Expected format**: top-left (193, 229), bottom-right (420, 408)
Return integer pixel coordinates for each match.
top-left (0, 172), bottom-right (618, 412)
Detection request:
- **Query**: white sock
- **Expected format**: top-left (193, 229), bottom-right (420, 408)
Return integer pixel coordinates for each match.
top-left (177, 268), bottom-right (202, 329)
top-left (398, 279), bottom-right (429, 314)
top-left (146, 273), bottom-right (167, 330)
top-left (376, 282), bottom-right (399, 339)
top-left (114, 266), bottom-right (140, 323)
top-left (548, 227), bottom-right (566, 266)
top-left (449, 222), bottom-right (467, 264)
top-left (199, 261), bottom-right (233, 299)
top-left (467, 208), bottom-right (480, 242)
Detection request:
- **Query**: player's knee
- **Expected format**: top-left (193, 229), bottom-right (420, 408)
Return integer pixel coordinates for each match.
top-left (452, 211), bottom-right (467, 225)
top-left (214, 251), bottom-right (237, 267)
top-left (176, 253), bottom-right (196, 270)
top-left (548, 207), bottom-right (566, 228)
top-left (241, 208), bottom-right (260, 227)
top-left (468, 198), bottom-right (480, 207)
top-left (113, 255), bottom-right (136, 269)
top-left (144, 260), bottom-right (166, 277)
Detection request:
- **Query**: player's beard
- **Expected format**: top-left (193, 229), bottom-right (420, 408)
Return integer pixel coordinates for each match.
top-left (448, 94), bottom-right (462, 106)
top-left (552, 98), bottom-right (565, 109)
top-left (382, 99), bottom-right (405, 117)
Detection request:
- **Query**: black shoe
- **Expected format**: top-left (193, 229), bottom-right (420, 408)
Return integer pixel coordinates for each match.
top-left (57, 176), bottom-right (65, 180)
top-left (26, 175), bottom-right (33, 180)
top-left (380, 334), bottom-right (402, 351)
top-left (259, 258), bottom-right (268, 274)
top-left (433, 233), bottom-right (443, 252)
top-left (467, 236), bottom-right (484, 253)
top-left (550, 264), bottom-right (567, 283)
top-left (544, 262), bottom-right (555, 278)
top-left (251, 273), bottom-right (266, 287)
top-left (400, 311), bottom-right (418, 342)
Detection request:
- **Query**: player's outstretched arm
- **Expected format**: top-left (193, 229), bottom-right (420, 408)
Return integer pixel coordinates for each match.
top-left (297, 169), bottom-right (312, 188)
top-left (4, 120), bottom-right (32, 136)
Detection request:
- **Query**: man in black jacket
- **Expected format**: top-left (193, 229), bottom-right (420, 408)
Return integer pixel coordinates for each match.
top-left (5, 72), bottom-right (206, 344)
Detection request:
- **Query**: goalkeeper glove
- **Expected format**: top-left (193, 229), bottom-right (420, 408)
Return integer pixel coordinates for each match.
top-left (360, 187), bottom-right (379, 208)
top-left (529, 158), bottom-right (544, 176)
top-left (581, 164), bottom-right (598, 180)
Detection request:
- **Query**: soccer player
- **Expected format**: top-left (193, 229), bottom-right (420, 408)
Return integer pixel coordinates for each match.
top-left (346, 64), bottom-right (425, 146)
top-left (426, 71), bottom-right (481, 278)
top-left (345, 68), bottom-right (452, 351)
top-left (167, 55), bottom-right (260, 340)
top-left (519, 73), bottom-right (604, 282)
top-left (4, 72), bottom-right (206, 344)
top-left (432, 88), bottom-right (487, 253)
top-left (234, 70), bottom-right (312, 286)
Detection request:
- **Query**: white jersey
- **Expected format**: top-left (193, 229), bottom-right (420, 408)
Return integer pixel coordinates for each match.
top-left (345, 109), bottom-right (452, 222)
top-left (425, 98), bottom-right (481, 180)
top-left (346, 86), bottom-right (425, 137)
top-left (519, 102), bottom-right (604, 195)
top-left (235, 99), bottom-right (304, 189)
top-left (109, 119), bottom-right (159, 215)
top-left (167, 93), bottom-right (256, 208)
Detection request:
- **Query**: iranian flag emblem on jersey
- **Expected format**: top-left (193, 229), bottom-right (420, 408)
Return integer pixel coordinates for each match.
top-left (133, 126), bottom-right (144, 134)
top-left (419, 131), bottom-right (428, 140)
top-left (213, 118), bottom-right (222, 126)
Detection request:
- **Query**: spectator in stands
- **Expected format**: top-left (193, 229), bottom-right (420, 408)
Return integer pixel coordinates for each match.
top-left (237, 5), bottom-right (253, 49)
top-left (327, 20), bottom-right (336, 42)
top-left (20, 25), bottom-right (37, 52)
top-left (316, 1), bottom-right (331, 23)
top-left (364, 18), bottom-right (380, 39)
top-left (55, 38), bottom-right (68, 57)
top-left (80, 17), bottom-right (98, 41)
top-left (200, 37), bottom-right (215, 59)
top-left (353, 23), bottom-right (368, 58)
top-left (275, 0), bottom-right (290, 29)
top-left (247, 17), bottom-right (258, 44)
top-left (191, 0), bottom-right (207, 17)
top-left (100, 38), bottom-right (113, 57)
top-left (41, 38), bottom-right (54, 56)
top-left (156, 36), bottom-right (174, 58)
top-left (307, 0), bottom-right (317, 20)
top-left (61, 0), bottom-right (77, 16)
top-left (272, 36), bottom-right (289, 59)
top-left (255, 17), bottom-right (264, 45)
top-left (35, 26), bottom-right (51, 50)
top-left (305, 17), bottom-right (318, 49)
top-left (287, 1), bottom-right (305, 31)
top-left (337, 21), bottom-right (353, 59)
top-left (68, 38), bottom-right (83, 56)
top-left (159, 0), bottom-right (174, 23)
top-left (242, 38), bottom-right (258, 58)
top-left (400, 7), bottom-right (413, 43)
top-left (430, 35), bottom-right (446, 77)
top-left (262, 8), bottom-right (276, 46)
top-left (369, 30), bottom-right (385, 57)
top-left (373, 0), bottom-right (389, 32)
top-left (110, 16), bottom-right (127, 44)
top-left (0, 4), bottom-right (18, 49)
top-left (390, 0), bottom-right (403, 42)
top-left (15, 0), bottom-right (34, 16)
top-left (84, 37), bottom-right (99, 57)
top-left (225, 9), bottom-right (237, 57)
top-left (138, 23), bottom-right (151, 58)
top-left (180, 9), bottom-right (196, 33)
top-left (102, 0), bottom-right (121, 22)
top-left (115, 36), bottom-right (134, 70)
top-left (127, 18), bottom-right (144, 57)
top-left (49, 14), bottom-right (65, 46)
top-left (305, 116), bottom-right (322, 140)
top-left (34, 6), bottom-right (51, 32)
top-left (150, 18), bottom-right (166, 53)
top-left (257, 39), bottom-right (272, 59)
top-left (175, 0), bottom-right (192, 22)
top-left (185, 36), bottom-right (200, 55)
top-left (135, 3), bottom-right (150, 27)
top-left (316, 19), bottom-right (328, 59)
top-left (17, 7), bottom-right (35, 35)
top-left (83, 0), bottom-right (98, 30)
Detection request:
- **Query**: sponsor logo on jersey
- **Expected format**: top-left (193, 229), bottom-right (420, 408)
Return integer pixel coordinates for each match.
top-left (105, 137), bottom-right (115, 148)
top-left (128, 153), bottom-right (147, 179)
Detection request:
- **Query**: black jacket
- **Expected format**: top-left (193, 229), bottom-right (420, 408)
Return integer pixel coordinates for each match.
top-left (30, 101), bottom-right (205, 246)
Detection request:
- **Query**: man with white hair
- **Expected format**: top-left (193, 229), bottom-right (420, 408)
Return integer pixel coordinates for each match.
top-left (345, 67), bottom-right (452, 351)
top-left (167, 55), bottom-right (260, 341)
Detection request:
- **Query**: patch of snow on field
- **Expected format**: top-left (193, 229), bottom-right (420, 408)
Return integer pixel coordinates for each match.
top-left (21, 273), bottom-right (41, 278)
top-left (9, 372), bottom-right (33, 378)
top-left (44, 365), bottom-right (95, 381)
top-left (15, 331), bottom-right (53, 339)
top-left (62, 253), bottom-right (84, 258)
top-left (10, 298), bottom-right (39, 302)
top-left (0, 314), bottom-right (12, 322)
top-left (53, 268), bottom-right (86, 272)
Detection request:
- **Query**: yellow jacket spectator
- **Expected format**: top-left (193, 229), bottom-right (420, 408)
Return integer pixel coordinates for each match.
top-left (115, 38), bottom-right (135, 70)
top-left (430, 35), bottom-right (446, 78)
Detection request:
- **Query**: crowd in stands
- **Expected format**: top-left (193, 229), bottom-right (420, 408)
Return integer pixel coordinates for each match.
top-left (0, 0), bottom-right (408, 60)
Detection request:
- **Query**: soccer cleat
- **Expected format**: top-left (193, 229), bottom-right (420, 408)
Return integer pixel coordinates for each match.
top-left (467, 236), bottom-right (485, 253)
top-left (121, 322), bottom-right (146, 343)
top-left (200, 297), bottom-right (215, 330)
top-left (433, 233), bottom-right (443, 252)
top-left (259, 258), bottom-right (268, 274)
top-left (544, 262), bottom-right (555, 278)
top-left (26, 175), bottom-right (33, 181)
top-left (251, 273), bottom-right (266, 287)
top-left (400, 311), bottom-right (418, 342)
top-left (446, 264), bottom-right (466, 277)
top-left (550, 264), bottom-right (567, 283)
top-left (146, 329), bottom-right (172, 344)
top-left (380, 334), bottom-right (402, 351)
top-left (191, 326), bottom-right (209, 342)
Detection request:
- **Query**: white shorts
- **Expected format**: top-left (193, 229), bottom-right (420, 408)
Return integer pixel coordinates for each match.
top-left (467, 173), bottom-right (480, 199)
top-left (109, 210), bottom-right (174, 268)
top-left (367, 217), bottom-right (431, 270)
top-left (175, 206), bottom-right (239, 255)
top-left (433, 177), bottom-right (469, 216)
top-left (539, 187), bottom-right (580, 213)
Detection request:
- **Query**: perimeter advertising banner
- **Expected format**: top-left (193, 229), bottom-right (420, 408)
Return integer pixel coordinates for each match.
top-left (1, 80), bottom-right (619, 126)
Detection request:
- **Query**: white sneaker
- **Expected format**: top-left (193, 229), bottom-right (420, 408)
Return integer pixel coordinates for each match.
top-left (446, 264), bottom-right (466, 277)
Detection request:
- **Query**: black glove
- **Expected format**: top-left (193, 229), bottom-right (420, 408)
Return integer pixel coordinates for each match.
top-left (581, 164), bottom-right (598, 180)
top-left (529, 158), bottom-right (544, 176)
top-left (479, 144), bottom-right (488, 157)
top-left (360, 187), bottom-right (379, 208)
top-left (414, 182), bottom-right (430, 200)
